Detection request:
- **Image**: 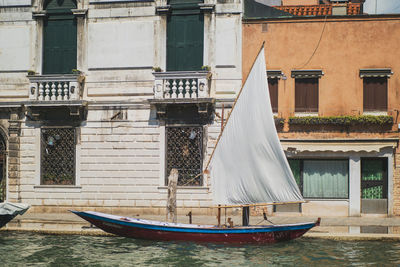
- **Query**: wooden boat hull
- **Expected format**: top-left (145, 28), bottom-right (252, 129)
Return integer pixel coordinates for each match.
top-left (0, 214), bottom-right (17, 228)
top-left (71, 211), bottom-right (320, 244)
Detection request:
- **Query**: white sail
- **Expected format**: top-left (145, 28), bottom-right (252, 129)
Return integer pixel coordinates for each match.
top-left (209, 48), bottom-right (304, 205)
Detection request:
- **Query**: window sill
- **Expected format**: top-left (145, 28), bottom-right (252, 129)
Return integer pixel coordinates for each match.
top-left (157, 186), bottom-right (209, 193)
top-left (294, 112), bottom-right (318, 117)
top-left (304, 198), bottom-right (349, 202)
top-left (363, 111), bottom-right (388, 116)
top-left (34, 185), bottom-right (82, 192)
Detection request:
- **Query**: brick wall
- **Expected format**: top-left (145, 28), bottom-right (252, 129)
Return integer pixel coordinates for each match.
top-left (393, 150), bottom-right (400, 216)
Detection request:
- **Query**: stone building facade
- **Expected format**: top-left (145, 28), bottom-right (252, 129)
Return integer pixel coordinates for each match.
top-left (0, 0), bottom-right (242, 215)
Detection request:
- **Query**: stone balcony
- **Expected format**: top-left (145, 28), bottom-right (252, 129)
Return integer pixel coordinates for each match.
top-left (28, 74), bottom-right (84, 101)
top-left (150, 71), bottom-right (214, 123)
top-left (153, 71), bottom-right (211, 99)
top-left (26, 74), bottom-right (87, 119)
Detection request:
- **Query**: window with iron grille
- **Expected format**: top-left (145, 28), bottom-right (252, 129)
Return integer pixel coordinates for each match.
top-left (363, 77), bottom-right (387, 112)
top-left (165, 126), bottom-right (203, 186)
top-left (295, 78), bottom-right (319, 113)
top-left (41, 128), bottom-right (76, 185)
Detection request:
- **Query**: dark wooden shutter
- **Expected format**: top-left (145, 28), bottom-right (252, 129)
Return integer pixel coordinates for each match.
top-left (268, 78), bottom-right (278, 113)
top-left (167, 13), bottom-right (204, 71)
top-left (295, 78), bottom-right (318, 112)
top-left (363, 77), bottom-right (387, 111)
top-left (43, 0), bottom-right (77, 74)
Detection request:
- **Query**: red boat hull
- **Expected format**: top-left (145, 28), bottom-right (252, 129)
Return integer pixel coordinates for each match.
top-left (72, 211), bottom-right (320, 244)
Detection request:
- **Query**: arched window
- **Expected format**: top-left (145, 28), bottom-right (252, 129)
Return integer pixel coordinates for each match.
top-left (43, 0), bottom-right (77, 74)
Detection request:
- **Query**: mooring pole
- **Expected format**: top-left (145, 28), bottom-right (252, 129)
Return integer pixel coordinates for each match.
top-left (217, 205), bottom-right (221, 227)
top-left (242, 206), bottom-right (250, 226)
top-left (167, 168), bottom-right (178, 223)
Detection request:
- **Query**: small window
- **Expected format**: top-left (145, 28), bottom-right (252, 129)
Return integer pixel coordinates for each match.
top-left (363, 77), bottom-right (387, 112)
top-left (295, 78), bottom-right (319, 113)
top-left (165, 126), bottom-right (203, 186)
top-left (288, 159), bottom-right (349, 199)
top-left (41, 128), bottom-right (76, 185)
top-left (268, 78), bottom-right (278, 113)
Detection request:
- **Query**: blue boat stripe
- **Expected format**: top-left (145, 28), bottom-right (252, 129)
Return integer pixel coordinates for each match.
top-left (78, 212), bottom-right (316, 234)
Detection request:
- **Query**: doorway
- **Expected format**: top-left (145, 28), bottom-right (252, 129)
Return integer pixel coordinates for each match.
top-left (361, 158), bottom-right (388, 214)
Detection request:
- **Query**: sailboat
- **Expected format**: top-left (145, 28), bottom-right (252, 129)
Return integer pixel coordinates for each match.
top-left (71, 46), bottom-right (320, 244)
top-left (0, 202), bottom-right (30, 228)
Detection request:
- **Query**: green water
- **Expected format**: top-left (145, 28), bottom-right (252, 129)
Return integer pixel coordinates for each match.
top-left (0, 232), bottom-right (399, 267)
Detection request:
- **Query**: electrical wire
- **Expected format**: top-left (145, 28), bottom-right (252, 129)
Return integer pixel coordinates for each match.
top-left (296, 14), bottom-right (328, 70)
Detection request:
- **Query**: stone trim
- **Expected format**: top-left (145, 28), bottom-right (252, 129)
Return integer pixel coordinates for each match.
top-left (360, 68), bottom-right (393, 78)
top-left (291, 70), bottom-right (324, 78)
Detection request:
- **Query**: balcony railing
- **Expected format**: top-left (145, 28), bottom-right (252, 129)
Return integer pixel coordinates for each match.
top-left (153, 71), bottom-right (211, 99)
top-left (28, 74), bottom-right (84, 101)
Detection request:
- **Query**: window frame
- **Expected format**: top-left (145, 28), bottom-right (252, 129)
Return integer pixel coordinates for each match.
top-left (361, 157), bottom-right (388, 199)
top-left (267, 77), bottom-right (279, 113)
top-left (164, 125), bottom-right (204, 187)
top-left (288, 158), bottom-right (350, 200)
top-left (294, 77), bottom-right (319, 113)
top-left (362, 76), bottom-right (388, 113)
top-left (42, 0), bottom-right (78, 75)
top-left (40, 126), bottom-right (77, 186)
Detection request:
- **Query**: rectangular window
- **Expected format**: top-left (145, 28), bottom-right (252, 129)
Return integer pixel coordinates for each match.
top-left (165, 126), bottom-right (203, 186)
top-left (363, 77), bottom-right (387, 112)
top-left (295, 78), bottom-right (318, 113)
top-left (268, 78), bottom-right (278, 113)
top-left (288, 159), bottom-right (349, 199)
top-left (361, 158), bottom-right (387, 199)
top-left (41, 128), bottom-right (76, 185)
top-left (167, 12), bottom-right (204, 71)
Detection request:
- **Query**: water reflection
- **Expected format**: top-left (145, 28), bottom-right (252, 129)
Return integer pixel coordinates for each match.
top-left (0, 232), bottom-right (399, 266)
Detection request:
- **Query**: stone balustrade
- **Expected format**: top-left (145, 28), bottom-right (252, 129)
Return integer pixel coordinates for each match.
top-left (28, 74), bottom-right (83, 101)
top-left (153, 71), bottom-right (211, 99)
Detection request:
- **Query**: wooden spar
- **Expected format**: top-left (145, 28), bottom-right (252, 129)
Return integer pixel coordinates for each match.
top-left (211, 200), bottom-right (307, 209)
top-left (216, 104), bottom-right (224, 226)
top-left (221, 104), bottom-right (224, 131)
top-left (204, 42), bottom-right (266, 172)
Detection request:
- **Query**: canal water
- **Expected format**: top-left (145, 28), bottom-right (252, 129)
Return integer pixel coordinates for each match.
top-left (1, 232), bottom-right (399, 266)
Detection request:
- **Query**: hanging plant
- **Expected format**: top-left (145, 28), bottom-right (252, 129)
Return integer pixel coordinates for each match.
top-left (288, 115), bottom-right (393, 126)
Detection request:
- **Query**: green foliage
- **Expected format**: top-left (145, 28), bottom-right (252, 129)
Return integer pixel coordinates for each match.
top-left (71, 69), bottom-right (81, 74)
top-left (201, 65), bottom-right (211, 71)
top-left (288, 115), bottom-right (393, 126)
top-left (274, 117), bottom-right (285, 125)
top-left (152, 67), bottom-right (162, 72)
top-left (27, 70), bottom-right (36, 75)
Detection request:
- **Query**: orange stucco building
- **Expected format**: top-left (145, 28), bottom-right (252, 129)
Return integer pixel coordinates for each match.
top-left (243, 0), bottom-right (400, 220)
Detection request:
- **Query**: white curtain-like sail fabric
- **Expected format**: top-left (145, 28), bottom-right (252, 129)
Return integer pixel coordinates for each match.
top-left (209, 49), bottom-right (304, 205)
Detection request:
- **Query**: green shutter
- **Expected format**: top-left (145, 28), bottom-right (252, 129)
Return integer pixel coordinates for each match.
top-left (167, 13), bottom-right (204, 71)
top-left (43, 0), bottom-right (77, 74)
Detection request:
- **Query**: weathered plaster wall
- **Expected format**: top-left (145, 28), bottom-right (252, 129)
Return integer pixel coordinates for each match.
top-left (243, 17), bottom-right (400, 119)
